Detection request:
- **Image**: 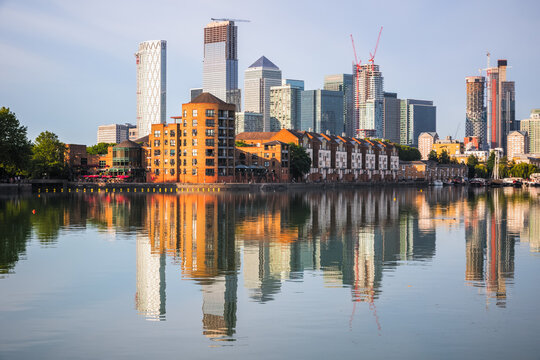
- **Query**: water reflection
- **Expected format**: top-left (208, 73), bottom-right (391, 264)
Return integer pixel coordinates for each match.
top-left (1, 187), bottom-right (539, 340)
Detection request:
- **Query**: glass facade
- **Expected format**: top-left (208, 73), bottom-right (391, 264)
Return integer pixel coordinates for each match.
top-left (324, 74), bottom-right (353, 137)
top-left (135, 40), bottom-right (167, 138)
top-left (300, 90), bottom-right (343, 135)
top-left (399, 99), bottom-right (436, 147)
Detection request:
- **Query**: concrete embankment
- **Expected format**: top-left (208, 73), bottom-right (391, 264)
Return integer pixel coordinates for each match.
top-left (0, 183), bottom-right (33, 195)
top-left (27, 181), bottom-right (429, 194)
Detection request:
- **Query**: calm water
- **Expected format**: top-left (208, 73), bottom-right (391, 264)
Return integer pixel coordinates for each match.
top-left (1, 187), bottom-right (539, 359)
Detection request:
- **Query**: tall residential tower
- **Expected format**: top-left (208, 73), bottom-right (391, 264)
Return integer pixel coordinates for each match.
top-left (354, 64), bottom-right (384, 138)
top-left (465, 76), bottom-right (486, 149)
top-left (486, 59), bottom-right (515, 151)
top-left (203, 20), bottom-right (241, 111)
top-left (135, 40), bottom-right (167, 138)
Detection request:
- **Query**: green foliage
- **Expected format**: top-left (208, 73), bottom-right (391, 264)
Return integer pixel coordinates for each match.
top-left (394, 144), bottom-right (421, 161)
top-left (509, 163), bottom-right (538, 179)
top-left (466, 155), bottom-right (479, 178)
top-left (486, 151), bottom-right (496, 174)
top-left (31, 131), bottom-right (66, 179)
top-left (289, 143), bottom-right (311, 180)
top-left (428, 150), bottom-right (438, 162)
top-left (87, 142), bottom-right (114, 155)
top-left (0, 107), bottom-right (32, 177)
top-left (235, 140), bottom-right (250, 147)
top-left (474, 164), bottom-right (488, 178)
top-left (437, 149), bottom-right (451, 164)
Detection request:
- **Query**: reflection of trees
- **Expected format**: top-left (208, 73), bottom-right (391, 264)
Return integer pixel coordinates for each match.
top-left (0, 199), bottom-right (33, 276)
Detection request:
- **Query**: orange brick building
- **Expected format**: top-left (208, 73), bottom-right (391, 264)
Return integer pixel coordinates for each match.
top-left (149, 93), bottom-right (236, 183)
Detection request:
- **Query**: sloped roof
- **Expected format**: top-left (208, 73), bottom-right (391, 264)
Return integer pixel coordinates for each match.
top-left (190, 92), bottom-right (229, 105)
top-left (115, 139), bottom-right (141, 148)
top-left (248, 56), bottom-right (279, 70)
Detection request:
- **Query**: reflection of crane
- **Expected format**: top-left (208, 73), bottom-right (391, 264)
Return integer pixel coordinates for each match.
top-left (350, 34), bottom-right (362, 136)
top-left (210, 18), bottom-right (250, 22)
top-left (368, 26), bottom-right (383, 70)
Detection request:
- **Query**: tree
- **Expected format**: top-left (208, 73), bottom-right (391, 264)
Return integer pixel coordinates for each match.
top-left (235, 140), bottom-right (249, 148)
top-left (438, 149), bottom-right (451, 164)
top-left (87, 142), bottom-right (115, 155)
top-left (0, 107), bottom-right (32, 178)
top-left (474, 164), bottom-right (488, 178)
top-left (486, 152), bottom-right (496, 175)
top-left (394, 144), bottom-right (421, 161)
top-left (289, 143), bottom-right (311, 181)
top-left (31, 131), bottom-right (66, 179)
top-left (466, 155), bottom-right (479, 178)
top-left (509, 163), bottom-right (538, 179)
top-left (428, 150), bottom-right (438, 162)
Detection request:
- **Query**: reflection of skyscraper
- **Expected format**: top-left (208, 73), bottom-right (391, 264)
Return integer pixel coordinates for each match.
top-left (135, 235), bottom-right (166, 321)
top-left (202, 275), bottom-right (237, 338)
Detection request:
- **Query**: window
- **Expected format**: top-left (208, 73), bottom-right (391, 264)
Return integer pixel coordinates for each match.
top-left (170, 130), bottom-right (175, 137)
top-left (205, 168), bottom-right (214, 176)
top-left (183, 130), bottom-right (187, 137)
top-left (164, 150), bottom-right (168, 155)
top-left (170, 159), bottom-right (175, 165)
top-left (205, 109), bottom-right (215, 117)
top-left (183, 169), bottom-right (186, 174)
top-left (164, 159), bottom-right (168, 164)
top-left (265, 153), bottom-right (270, 158)
top-left (170, 149), bottom-right (176, 156)
top-left (99, 160), bottom-right (106, 167)
top-left (164, 140), bottom-right (168, 145)
top-left (192, 139), bottom-right (198, 146)
top-left (155, 169), bottom-right (160, 175)
top-left (205, 139), bottom-right (214, 146)
top-left (183, 110), bottom-right (187, 117)
top-left (192, 129), bottom-right (197, 136)
top-left (192, 149), bottom-right (197, 156)
top-left (206, 158), bottom-right (214, 166)
top-left (206, 129), bottom-right (215, 136)
top-left (183, 139), bottom-right (186, 146)
top-left (192, 159), bottom-right (197, 165)
top-left (164, 130), bottom-right (168, 136)
top-left (154, 159), bottom-right (160, 165)
top-left (154, 130), bottom-right (161, 137)
top-left (264, 161), bottom-right (270, 167)
top-left (170, 140), bottom-right (175, 146)
top-left (206, 119), bottom-right (215, 127)
top-left (192, 109), bottom-right (197, 117)
top-left (170, 169), bottom-right (175, 175)
top-left (183, 159), bottom-right (186, 166)
top-left (192, 119), bottom-right (198, 127)
top-left (183, 120), bottom-right (187, 127)
top-left (164, 169), bottom-right (168, 174)
top-left (183, 150), bottom-right (187, 157)
top-left (192, 168), bottom-right (197, 175)
top-left (206, 149), bottom-right (214, 156)
top-left (153, 140), bottom-right (160, 147)
top-left (154, 150), bottom-right (161, 156)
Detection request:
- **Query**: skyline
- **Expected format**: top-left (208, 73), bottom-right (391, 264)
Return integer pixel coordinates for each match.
top-left (1, 0), bottom-right (539, 145)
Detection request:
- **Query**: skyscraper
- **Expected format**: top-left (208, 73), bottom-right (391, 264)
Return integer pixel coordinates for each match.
top-left (244, 56), bottom-right (282, 131)
top-left (324, 74), bottom-right (353, 137)
top-left (300, 90), bottom-right (343, 135)
top-left (520, 109), bottom-right (540, 154)
top-left (203, 20), bottom-right (241, 111)
top-left (465, 76), bottom-right (487, 149)
top-left (354, 64), bottom-right (384, 138)
top-left (399, 99), bottom-right (436, 147)
top-left (270, 79), bottom-right (304, 131)
top-left (135, 40), bottom-right (167, 138)
top-left (486, 59), bottom-right (515, 151)
top-left (383, 92), bottom-right (401, 143)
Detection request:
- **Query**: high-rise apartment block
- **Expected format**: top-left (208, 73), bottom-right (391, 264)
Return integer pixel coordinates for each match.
top-left (418, 132), bottom-right (439, 160)
top-left (465, 76), bottom-right (487, 148)
top-left (507, 130), bottom-right (529, 160)
top-left (97, 123), bottom-right (137, 144)
top-left (235, 112), bottom-right (264, 133)
top-left (270, 79), bottom-right (304, 131)
top-left (324, 74), bottom-right (354, 137)
top-left (354, 64), bottom-right (384, 138)
top-left (135, 40), bottom-right (167, 138)
top-left (520, 109), bottom-right (540, 154)
top-left (203, 20), bottom-right (241, 111)
top-left (244, 56), bottom-right (282, 131)
top-left (383, 92), bottom-right (401, 143)
top-left (399, 99), bottom-right (436, 147)
top-left (149, 93), bottom-right (235, 183)
top-left (486, 60), bottom-right (515, 151)
top-left (300, 90), bottom-right (344, 135)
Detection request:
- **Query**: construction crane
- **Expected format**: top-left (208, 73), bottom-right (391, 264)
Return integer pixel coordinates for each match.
top-left (368, 26), bottom-right (383, 70)
top-left (350, 34), bottom-right (362, 136)
top-left (210, 18), bottom-right (250, 22)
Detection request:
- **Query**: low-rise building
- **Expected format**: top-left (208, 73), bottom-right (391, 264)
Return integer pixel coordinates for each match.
top-left (418, 132), bottom-right (438, 160)
top-left (433, 136), bottom-right (463, 157)
top-left (507, 130), bottom-right (529, 160)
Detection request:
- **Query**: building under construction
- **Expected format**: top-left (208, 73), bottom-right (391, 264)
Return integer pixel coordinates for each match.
top-left (465, 76), bottom-right (486, 149)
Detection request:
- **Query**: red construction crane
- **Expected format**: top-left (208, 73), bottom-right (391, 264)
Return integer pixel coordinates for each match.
top-left (351, 34), bottom-right (362, 136)
top-left (368, 26), bottom-right (383, 70)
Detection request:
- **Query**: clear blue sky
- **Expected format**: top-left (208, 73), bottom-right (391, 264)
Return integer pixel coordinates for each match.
top-left (1, 0), bottom-right (538, 145)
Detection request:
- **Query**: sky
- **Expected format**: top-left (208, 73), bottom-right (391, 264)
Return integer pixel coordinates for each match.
top-left (1, 0), bottom-right (539, 145)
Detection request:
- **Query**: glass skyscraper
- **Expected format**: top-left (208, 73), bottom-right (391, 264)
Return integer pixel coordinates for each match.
top-left (300, 90), bottom-right (344, 135)
top-left (203, 21), bottom-right (241, 111)
top-left (399, 99), bottom-right (436, 147)
top-left (135, 40), bottom-right (167, 138)
top-left (324, 74), bottom-right (354, 137)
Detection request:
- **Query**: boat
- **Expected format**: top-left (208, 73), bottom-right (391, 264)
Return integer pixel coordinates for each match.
top-left (503, 177), bottom-right (522, 187)
top-left (432, 180), bottom-right (443, 187)
top-left (470, 178), bottom-right (487, 187)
